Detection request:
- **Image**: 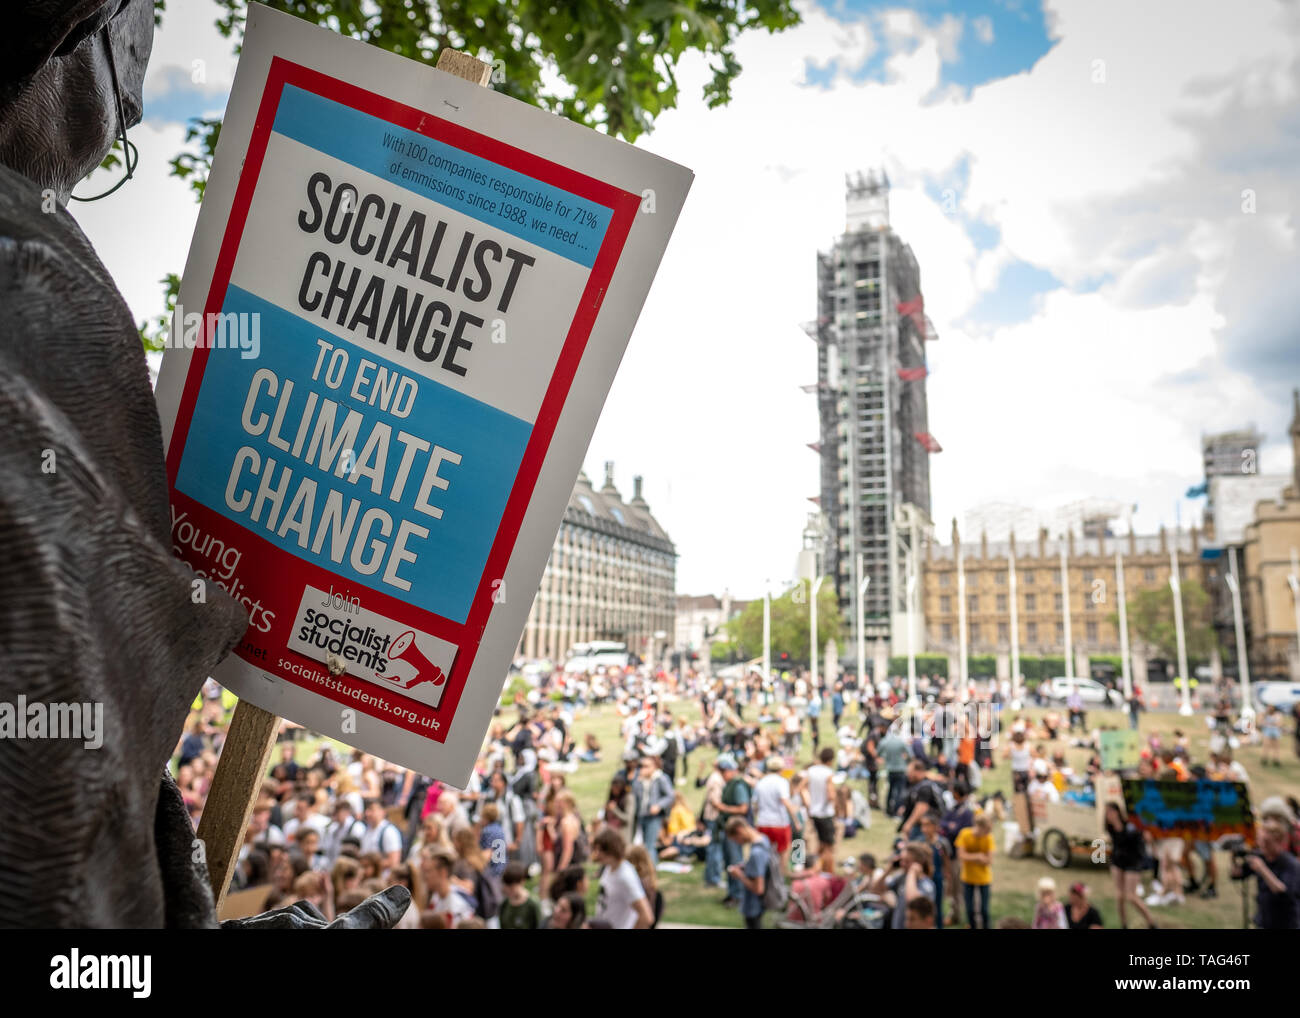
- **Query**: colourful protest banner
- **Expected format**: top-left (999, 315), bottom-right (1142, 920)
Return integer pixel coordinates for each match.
top-left (1120, 779), bottom-right (1255, 844)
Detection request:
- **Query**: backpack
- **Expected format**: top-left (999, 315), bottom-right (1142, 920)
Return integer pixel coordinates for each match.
top-left (474, 869), bottom-right (503, 920)
top-left (373, 820), bottom-right (401, 856)
top-left (761, 845), bottom-right (788, 912)
top-left (570, 817), bottom-right (590, 866)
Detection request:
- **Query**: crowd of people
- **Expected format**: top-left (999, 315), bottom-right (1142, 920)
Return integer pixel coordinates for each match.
top-left (170, 662), bottom-right (1300, 930)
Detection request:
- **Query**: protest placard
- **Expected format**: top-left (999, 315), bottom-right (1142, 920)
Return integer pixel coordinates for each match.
top-left (155, 5), bottom-right (692, 790)
top-left (1099, 729), bottom-right (1141, 771)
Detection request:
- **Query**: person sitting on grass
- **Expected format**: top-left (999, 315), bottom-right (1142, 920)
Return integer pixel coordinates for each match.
top-left (1032, 876), bottom-right (1068, 929)
top-left (660, 816), bottom-right (713, 863)
top-left (578, 733), bottom-right (602, 764)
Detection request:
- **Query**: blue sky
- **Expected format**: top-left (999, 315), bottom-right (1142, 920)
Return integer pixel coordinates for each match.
top-left (808, 0), bottom-right (1054, 92)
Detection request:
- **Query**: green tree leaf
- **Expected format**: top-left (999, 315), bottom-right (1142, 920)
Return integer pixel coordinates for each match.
top-left (723, 580), bottom-right (844, 666)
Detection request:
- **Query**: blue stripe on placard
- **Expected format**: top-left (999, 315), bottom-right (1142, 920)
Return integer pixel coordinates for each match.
top-left (271, 85), bottom-right (611, 268)
top-left (175, 286), bottom-right (531, 624)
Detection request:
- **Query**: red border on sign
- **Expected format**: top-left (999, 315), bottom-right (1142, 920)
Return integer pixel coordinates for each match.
top-left (166, 57), bottom-right (640, 742)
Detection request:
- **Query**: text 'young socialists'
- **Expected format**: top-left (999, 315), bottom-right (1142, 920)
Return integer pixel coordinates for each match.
top-left (224, 336), bottom-right (460, 596)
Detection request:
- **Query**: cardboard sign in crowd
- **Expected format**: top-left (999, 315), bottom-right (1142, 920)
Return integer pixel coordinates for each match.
top-left (156, 5), bottom-right (692, 785)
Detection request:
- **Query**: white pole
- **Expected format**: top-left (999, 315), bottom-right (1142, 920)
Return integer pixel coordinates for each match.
top-left (1116, 549), bottom-right (1133, 702)
top-left (1170, 543), bottom-right (1192, 717)
top-left (762, 579), bottom-right (771, 683)
top-left (906, 569), bottom-right (918, 707)
top-left (1226, 548), bottom-right (1254, 726)
top-left (858, 563), bottom-right (869, 692)
top-left (1009, 546), bottom-right (1021, 709)
top-left (811, 576), bottom-right (825, 690)
top-left (956, 550), bottom-right (969, 703)
top-left (1060, 542), bottom-right (1074, 680)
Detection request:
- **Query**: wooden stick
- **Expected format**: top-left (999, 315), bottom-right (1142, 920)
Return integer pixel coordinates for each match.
top-left (194, 48), bottom-right (492, 915)
top-left (196, 699), bottom-right (280, 911)
top-left (435, 49), bottom-right (492, 85)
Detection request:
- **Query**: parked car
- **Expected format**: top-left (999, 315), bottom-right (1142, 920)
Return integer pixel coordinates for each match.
top-left (1044, 676), bottom-right (1124, 707)
top-left (1254, 681), bottom-right (1300, 714)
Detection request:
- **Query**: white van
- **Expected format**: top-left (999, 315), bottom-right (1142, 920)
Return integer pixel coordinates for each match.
top-left (1254, 681), bottom-right (1300, 713)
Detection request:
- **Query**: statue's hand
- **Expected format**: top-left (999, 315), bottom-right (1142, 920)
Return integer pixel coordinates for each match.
top-left (325, 886), bottom-right (412, 929)
top-left (221, 886), bottom-right (410, 930)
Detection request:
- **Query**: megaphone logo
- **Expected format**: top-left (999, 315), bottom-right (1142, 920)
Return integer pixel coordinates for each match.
top-left (387, 630), bottom-right (446, 690)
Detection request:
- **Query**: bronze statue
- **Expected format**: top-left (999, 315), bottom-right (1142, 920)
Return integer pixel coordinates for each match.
top-left (0, 0), bottom-right (408, 929)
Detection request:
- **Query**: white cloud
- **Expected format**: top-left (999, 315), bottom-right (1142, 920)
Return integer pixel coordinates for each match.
top-left (75, 0), bottom-right (1300, 603)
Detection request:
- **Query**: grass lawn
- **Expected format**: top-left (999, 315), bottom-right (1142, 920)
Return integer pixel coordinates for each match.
top-left (550, 696), bottom-right (1299, 929)
top-left (265, 694), bottom-right (1296, 928)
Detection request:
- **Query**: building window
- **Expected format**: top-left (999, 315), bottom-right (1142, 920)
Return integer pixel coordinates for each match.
top-left (996, 572), bottom-right (1006, 585)
top-left (1027, 621), bottom-right (1038, 642)
top-left (940, 572), bottom-right (951, 588)
top-left (941, 623), bottom-right (953, 642)
top-left (998, 622), bottom-right (1009, 643)
top-left (1056, 623), bottom-right (1064, 642)
top-left (969, 623), bottom-right (981, 645)
top-left (1083, 569), bottom-right (1094, 583)
top-left (1023, 571), bottom-right (1034, 584)
top-left (1086, 621), bottom-right (1098, 642)
top-left (1054, 593), bottom-right (1063, 611)
top-left (1143, 567), bottom-right (1156, 583)
top-left (996, 594), bottom-right (1007, 612)
top-left (1025, 594), bottom-right (1036, 612)
top-left (968, 595), bottom-right (978, 614)
top-left (939, 595), bottom-right (951, 613)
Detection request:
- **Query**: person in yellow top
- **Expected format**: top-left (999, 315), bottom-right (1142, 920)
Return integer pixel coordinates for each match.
top-left (666, 792), bottom-right (696, 839)
top-left (954, 813), bottom-right (995, 929)
top-left (1049, 752), bottom-right (1070, 794)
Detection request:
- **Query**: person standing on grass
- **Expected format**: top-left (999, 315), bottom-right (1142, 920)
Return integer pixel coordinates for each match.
top-left (1067, 688), bottom-right (1085, 732)
top-left (939, 782), bottom-right (974, 925)
top-left (1261, 706), bottom-right (1283, 767)
top-left (753, 756), bottom-right (796, 862)
top-left (1006, 730), bottom-right (1032, 793)
top-left (725, 817), bottom-right (771, 930)
top-left (880, 721), bottom-right (910, 817)
top-left (591, 829), bottom-right (653, 929)
top-left (1104, 803), bottom-right (1158, 929)
top-left (919, 813), bottom-right (952, 929)
top-left (806, 747), bottom-right (838, 850)
top-left (701, 757), bottom-right (727, 889)
top-left (717, 755), bottom-right (752, 906)
top-left (632, 755), bottom-right (674, 865)
top-left (899, 759), bottom-right (943, 841)
top-left (954, 813), bottom-right (994, 930)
